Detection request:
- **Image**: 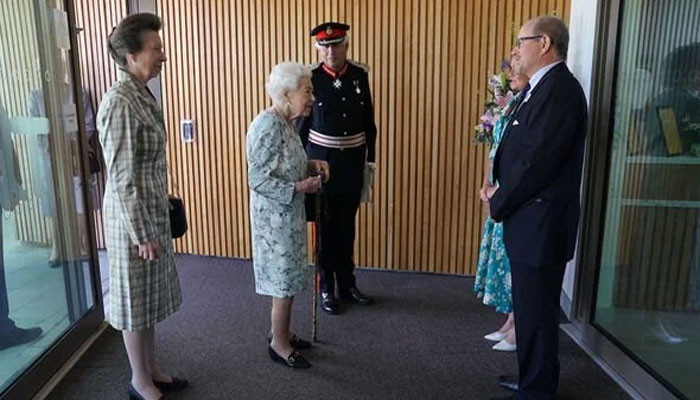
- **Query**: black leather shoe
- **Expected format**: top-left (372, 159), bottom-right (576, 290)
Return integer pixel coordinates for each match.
top-left (153, 377), bottom-right (188, 392)
top-left (498, 375), bottom-right (519, 392)
top-left (128, 384), bottom-right (165, 400)
top-left (0, 324), bottom-right (43, 351)
top-left (338, 287), bottom-right (373, 305)
top-left (267, 333), bottom-right (312, 349)
top-left (268, 346), bottom-right (311, 368)
top-left (320, 292), bottom-right (340, 314)
top-left (489, 396), bottom-right (516, 400)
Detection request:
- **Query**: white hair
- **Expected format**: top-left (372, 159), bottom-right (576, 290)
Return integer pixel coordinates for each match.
top-left (266, 62), bottom-right (312, 104)
top-left (314, 35), bottom-right (350, 51)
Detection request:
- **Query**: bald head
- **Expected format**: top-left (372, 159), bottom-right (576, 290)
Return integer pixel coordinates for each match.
top-left (529, 16), bottom-right (569, 60)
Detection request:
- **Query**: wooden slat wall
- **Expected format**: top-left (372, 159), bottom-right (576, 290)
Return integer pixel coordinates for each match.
top-left (73, 0), bottom-right (129, 249)
top-left (156, 0), bottom-right (570, 275)
top-left (0, 0), bottom-right (53, 245)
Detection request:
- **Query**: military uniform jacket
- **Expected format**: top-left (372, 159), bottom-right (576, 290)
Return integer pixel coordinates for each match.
top-left (296, 61), bottom-right (377, 194)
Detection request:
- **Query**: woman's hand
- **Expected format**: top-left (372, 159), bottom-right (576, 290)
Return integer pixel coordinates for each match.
top-left (480, 182), bottom-right (498, 217)
top-left (138, 240), bottom-right (160, 261)
top-left (479, 184), bottom-right (491, 217)
top-left (308, 160), bottom-right (330, 183)
top-left (295, 176), bottom-right (322, 194)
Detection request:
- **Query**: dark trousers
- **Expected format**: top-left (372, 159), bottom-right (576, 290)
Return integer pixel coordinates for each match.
top-left (318, 191), bottom-right (361, 294)
top-left (511, 261), bottom-right (567, 400)
top-left (1, 217), bottom-right (12, 333)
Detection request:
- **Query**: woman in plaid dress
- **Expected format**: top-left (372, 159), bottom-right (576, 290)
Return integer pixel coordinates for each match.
top-left (98, 13), bottom-right (186, 400)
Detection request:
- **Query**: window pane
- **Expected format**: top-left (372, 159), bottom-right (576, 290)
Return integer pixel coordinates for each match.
top-left (595, 1), bottom-right (700, 398)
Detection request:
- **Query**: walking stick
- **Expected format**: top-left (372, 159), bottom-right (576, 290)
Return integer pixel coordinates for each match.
top-left (312, 178), bottom-right (323, 342)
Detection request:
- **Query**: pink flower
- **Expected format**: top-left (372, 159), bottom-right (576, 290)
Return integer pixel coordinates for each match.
top-left (480, 111), bottom-right (495, 125)
top-left (495, 95), bottom-right (509, 108)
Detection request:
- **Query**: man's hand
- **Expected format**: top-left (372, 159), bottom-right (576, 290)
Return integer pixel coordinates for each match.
top-left (485, 185), bottom-right (498, 200)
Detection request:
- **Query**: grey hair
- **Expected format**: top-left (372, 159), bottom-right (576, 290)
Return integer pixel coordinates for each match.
top-left (108, 13), bottom-right (161, 67)
top-left (266, 62), bottom-right (312, 104)
top-left (532, 16), bottom-right (569, 60)
top-left (315, 35), bottom-right (350, 51)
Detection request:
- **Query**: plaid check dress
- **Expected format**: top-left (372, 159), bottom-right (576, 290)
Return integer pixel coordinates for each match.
top-left (97, 70), bottom-right (181, 331)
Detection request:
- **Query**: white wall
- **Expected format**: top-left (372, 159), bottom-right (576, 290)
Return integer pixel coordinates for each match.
top-left (561, 0), bottom-right (600, 316)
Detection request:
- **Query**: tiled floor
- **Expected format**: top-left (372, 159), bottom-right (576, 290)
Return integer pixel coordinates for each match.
top-left (0, 218), bottom-right (107, 392)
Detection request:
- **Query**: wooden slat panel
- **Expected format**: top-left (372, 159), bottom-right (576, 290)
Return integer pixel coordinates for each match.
top-left (155, 0), bottom-right (569, 275)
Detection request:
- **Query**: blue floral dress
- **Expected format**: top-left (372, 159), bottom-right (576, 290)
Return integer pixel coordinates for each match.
top-left (473, 96), bottom-right (520, 314)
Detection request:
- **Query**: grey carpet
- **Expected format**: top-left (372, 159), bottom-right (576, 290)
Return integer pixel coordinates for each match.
top-left (48, 255), bottom-right (629, 400)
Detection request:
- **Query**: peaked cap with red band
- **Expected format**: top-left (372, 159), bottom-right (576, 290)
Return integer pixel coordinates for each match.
top-left (310, 22), bottom-right (350, 45)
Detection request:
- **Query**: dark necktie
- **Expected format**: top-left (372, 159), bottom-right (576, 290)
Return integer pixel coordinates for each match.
top-left (509, 83), bottom-right (531, 118)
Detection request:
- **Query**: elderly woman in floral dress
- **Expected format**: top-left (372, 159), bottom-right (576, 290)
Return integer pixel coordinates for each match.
top-left (247, 62), bottom-right (329, 369)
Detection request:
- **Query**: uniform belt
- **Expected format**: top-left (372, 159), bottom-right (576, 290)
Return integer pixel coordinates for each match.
top-left (309, 129), bottom-right (366, 149)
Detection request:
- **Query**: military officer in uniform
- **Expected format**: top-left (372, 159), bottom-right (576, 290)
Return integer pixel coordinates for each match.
top-left (296, 22), bottom-right (376, 315)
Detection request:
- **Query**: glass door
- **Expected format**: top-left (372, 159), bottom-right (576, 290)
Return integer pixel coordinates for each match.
top-left (592, 1), bottom-right (700, 399)
top-left (0, 0), bottom-right (103, 397)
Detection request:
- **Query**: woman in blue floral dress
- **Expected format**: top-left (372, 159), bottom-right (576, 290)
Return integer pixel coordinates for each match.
top-left (474, 67), bottom-right (529, 352)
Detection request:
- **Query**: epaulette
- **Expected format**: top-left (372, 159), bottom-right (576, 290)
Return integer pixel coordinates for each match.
top-left (347, 59), bottom-right (370, 73)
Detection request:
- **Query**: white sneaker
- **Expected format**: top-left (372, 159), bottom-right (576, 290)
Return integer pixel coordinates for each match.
top-left (492, 339), bottom-right (517, 352)
top-left (484, 331), bottom-right (507, 342)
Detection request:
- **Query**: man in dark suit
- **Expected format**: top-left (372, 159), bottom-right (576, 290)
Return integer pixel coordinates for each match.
top-left (486, 16), bottom-right (588, 400)
top-left (296, 22), bottom-right (377, 314)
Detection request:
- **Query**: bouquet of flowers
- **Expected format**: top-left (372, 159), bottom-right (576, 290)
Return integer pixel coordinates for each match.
top-left (474, 61), bottom-right (515, 146)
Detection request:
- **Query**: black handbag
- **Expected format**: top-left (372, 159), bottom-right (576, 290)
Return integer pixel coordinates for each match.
top-left (169, 196), bottom-right (187, 239)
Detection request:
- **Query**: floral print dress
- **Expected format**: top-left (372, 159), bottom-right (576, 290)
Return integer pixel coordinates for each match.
top-left (247, 110), bottom-right (312, 298)
top-left (473, 95), bottom-right (520, 314)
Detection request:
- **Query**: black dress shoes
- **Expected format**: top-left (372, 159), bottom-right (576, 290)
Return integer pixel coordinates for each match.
top-left (338, 287), bottom-right (373, 305)
top-left (0, 324), bottom-right (43, 351)
top-left (153, 377), bottom-right (188, 392)
top-left (267, 333), bottom-right (312, 349)
top-left (128, 384), bottom-right (165, 400)
top-left (320, 292), bottom-right (340, 314)
top-left (498, 375), bottom-right (519, 392)
top-left (268, 346), bottom-right (311, 368)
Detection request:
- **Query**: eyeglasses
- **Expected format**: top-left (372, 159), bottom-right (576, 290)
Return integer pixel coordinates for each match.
top-left (515, 35), bottom-right (543, 48)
